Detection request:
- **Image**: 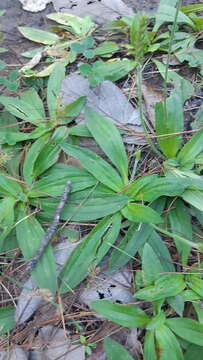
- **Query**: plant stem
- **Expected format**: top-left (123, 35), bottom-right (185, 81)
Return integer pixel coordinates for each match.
top-left (163, 0), bottom-right (182, 116)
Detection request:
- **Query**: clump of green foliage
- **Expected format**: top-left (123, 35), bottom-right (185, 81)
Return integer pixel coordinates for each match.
top-left (1, 1), bottom-right (203, 358)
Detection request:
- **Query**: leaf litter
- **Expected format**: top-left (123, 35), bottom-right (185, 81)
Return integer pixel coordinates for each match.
top-left (60, 74), bottom-right (145, 144)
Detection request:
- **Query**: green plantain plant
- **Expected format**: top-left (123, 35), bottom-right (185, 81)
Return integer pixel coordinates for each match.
top-left (0, 63), bottom-right (86, 146)
top-left (0, 3), bottom-right (203, 355)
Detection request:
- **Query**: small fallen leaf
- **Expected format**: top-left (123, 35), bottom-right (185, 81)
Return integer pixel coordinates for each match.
top-left (31, 326), bottom-right (85, 360)
top-left (0, 347), bottom-right (28, 360)
top-left (60, 74), bottom-right (145, 144)
top-left (79, 267), bottom-right (133, 315)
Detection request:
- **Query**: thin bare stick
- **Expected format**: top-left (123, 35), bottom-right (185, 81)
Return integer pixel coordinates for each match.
top-left (28, 181), bottom-right (72, 270)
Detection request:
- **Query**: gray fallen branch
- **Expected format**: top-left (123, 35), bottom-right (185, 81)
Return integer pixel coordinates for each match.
top-left (28, 181), bottom-right (72, 270)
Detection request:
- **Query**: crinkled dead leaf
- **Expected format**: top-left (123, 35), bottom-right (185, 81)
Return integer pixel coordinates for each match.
top-left (31, 326), bottom-right (85, 360)
top-left (0, 347), bottom-right (28, 360)
top-left (60, 74), bottom-right (145, 144)
top-left (79, 267), bottom-right (133, 315)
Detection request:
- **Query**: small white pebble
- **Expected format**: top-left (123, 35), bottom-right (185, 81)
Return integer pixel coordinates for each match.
top-left (19, 0), bottom-right (51, 12)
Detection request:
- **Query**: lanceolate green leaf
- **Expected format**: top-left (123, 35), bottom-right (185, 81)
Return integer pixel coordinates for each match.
top-left (59, 217), bottom-right (112, 292)
top-left (186, 275), bottom-right (203, 297)
top-left (108, 224), bottom-right (152, 272)
top-left (182, 190), bottom-right (203, 211)
top-left (121, 203), bottom-right (162, 224)
top-left (32, 242), bottom-right (57, 295)
top-left (95, 213), bottom-right (121, 264)
top-left (134, 274), bottom-right (186, 301)
top-left (61, 143), bottom-right (124, 191)
top-left (91, 300), bottom-right (150, 328)
top-left (57, 96), bottom-right (86, 125)
top-left (35, 127), bottom-right (68, 176)
top-left (153, 60), bottom-right (194, 103)
top-left (29, 164), bottom-right (97, 197)
top-left (104, 337), bottom-right (134, 360)
top-left (144, 330), bottom-right (157, 360)
top-left (177, 128), bottom-right (203, 168)
top-left (85, 107), bottom-right (128, 184)
top-left (23, 133), bottom-right (51, 186)
top-left (16, 203), bottom-right (43, 259)
top-left (18, 26), bottom-right (59, 45)
top-left (142, 243), bottom-right (164, 286)
top-left (153, 2), bottom-right (194, 32)
top-left (0, 306), bottom-right (15, 334)
top-left (155, 325), bottom-right (184, 360)
top-left (133, 176), bottom-right (186, 202)
top-left (184, 344), bottom-right (203, 360)
top-left (20, 88), bottom-right (45, 119)
top-left (0, 96), bottom-right (44, 125)
top-left (155, 94), bottom-right (184, 158)
top-left (166, 318), bottom-right (203, 346)
top-left (36, 192), bottom-right (128, 222)
top-left (0, 172), bottom-right (23, 198)
top-left (0, 197), bottom-right (16, 226)
top-left (47, 62), bottom-right (65, 119)
top-left (15, 204), bottom-right (57, 293)
top-left (147, 230), bottom-right (175, 272)
top-left (169, 199), bottom-right (192, 264)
